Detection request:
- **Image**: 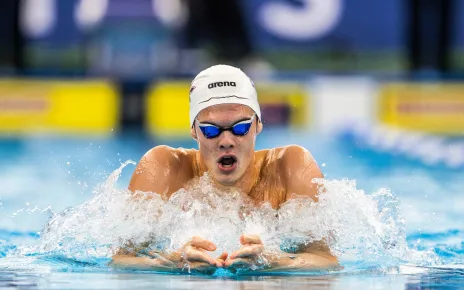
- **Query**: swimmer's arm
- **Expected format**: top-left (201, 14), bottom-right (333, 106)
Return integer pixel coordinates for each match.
top-left (110, 254), bottom-right (176, 271)
top-left (262, 251), bottom-right (340, 272)
top-left (267, 238), bottom-right (339, 270)
top-left (278, 145), bottom-right (339, 268)
top-left (110, 241), bottom-right (174, 270)
top-left (114, 146), bottom-right (181, 267)
top-left (226, 234), bottom-right (338, 272)
top-left (110, 247), bottom-right (185, 272)
top-left (128, 145), bottom-right (186, 198)
top-left (113, 147), bottom-right (190, 269)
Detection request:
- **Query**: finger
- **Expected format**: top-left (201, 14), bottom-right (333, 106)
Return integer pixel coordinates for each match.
top-left (240, 234), bottom-right (262, 245)
top-left (188, 261), bottom-right (218, 274)
top-left (230, 244), bottom-right (264, 259)
top-left (216, 260), bottom-right (225, 267)
top-left (216, 252), bottom-right (228, 268)
top-left (185, 248), bottom-right (218, 266)
top-left (225, 258), bottom-right (253, 268)
top-left (217, 252), bottom-right (228, 261)
top-left (215, 259), bottom-right (225, 268)
top-left (190, 236), bottom-right (217, 251)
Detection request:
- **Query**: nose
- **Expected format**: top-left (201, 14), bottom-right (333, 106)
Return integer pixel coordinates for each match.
top-left (218, 131), bottom-right (235, 150)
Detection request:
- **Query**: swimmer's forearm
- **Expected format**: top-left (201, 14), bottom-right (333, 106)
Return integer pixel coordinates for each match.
top-left (263, 252), bottom-right (340, 271)
top-left (110, 254), bottom-right (219, 275)
top-left (109, 254), bottom-right (179, 271)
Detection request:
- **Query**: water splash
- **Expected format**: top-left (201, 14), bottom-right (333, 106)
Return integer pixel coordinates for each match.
top-left (12, 161), bottom-right (441, 270)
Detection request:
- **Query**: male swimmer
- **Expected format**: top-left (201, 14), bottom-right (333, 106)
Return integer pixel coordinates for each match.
top-left (111, 65), bottom-right (339, 273)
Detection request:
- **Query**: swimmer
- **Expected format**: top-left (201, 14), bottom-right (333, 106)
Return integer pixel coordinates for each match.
top-left (111, 65), bottom-right (339, 273)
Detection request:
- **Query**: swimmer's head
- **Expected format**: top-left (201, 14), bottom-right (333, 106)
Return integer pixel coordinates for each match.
top-left (189, 65), bottom-right (262, 186)
top-left (189, 64), bottom-right (261, 128)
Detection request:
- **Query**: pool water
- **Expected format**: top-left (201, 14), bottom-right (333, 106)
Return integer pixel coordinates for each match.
top-left (0, 128), bottom-right (463, 289)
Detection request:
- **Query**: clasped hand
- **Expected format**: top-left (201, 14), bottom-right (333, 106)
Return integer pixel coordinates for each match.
top-left (150, 234), bottom-right (266, 272)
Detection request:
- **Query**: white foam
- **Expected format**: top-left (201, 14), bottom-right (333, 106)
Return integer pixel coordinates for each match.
top-left (13, 161), bottom-right (442, 268)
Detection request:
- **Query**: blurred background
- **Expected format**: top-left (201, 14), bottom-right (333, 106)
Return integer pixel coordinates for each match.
top-left (0, 0), bottom-right (464, 240)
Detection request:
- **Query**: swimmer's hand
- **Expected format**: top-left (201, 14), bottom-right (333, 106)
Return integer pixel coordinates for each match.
top-left (225, 234), bottom-right (265, 269)
top-left (173, 235), bottom-right (228, 271)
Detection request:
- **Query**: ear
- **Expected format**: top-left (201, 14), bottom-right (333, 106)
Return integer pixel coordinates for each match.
top-left (190, 126), bottom-right (198, 140)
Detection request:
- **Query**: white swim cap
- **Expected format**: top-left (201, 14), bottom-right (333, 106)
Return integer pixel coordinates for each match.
top-left (189, 65), bottom-right (261, 127)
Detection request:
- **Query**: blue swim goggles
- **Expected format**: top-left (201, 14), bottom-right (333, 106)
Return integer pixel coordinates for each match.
top-left (196, 115), bottom-right (256, 139)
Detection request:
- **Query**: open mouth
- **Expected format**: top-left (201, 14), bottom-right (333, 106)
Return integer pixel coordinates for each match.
top-left (217, 155), bottom-right (237, 170)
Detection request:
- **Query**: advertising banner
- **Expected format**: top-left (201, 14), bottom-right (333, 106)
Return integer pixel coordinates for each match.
top-left (379, 83), bottom-right (464, 135)
top-left (0, 79), bottom-right (119, 135)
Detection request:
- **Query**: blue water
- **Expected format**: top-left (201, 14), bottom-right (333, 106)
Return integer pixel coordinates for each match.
top-left (0, 128), bottom-right (463, 289)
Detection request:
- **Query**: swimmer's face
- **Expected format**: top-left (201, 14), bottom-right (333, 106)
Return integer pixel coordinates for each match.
top-left (191, 104), bottom-right (262, 186)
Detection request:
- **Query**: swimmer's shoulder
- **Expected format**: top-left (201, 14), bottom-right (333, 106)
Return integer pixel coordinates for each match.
top-left (256, 144), bottom-right (313, 166)
top-left (142, 145), bottom-right (180, 163)
top-left (276, 144), bottom-right (320, 172)
top-left (142, 145), bottom-right (195, 170)
top-left (257, 145), bottom-right (321, 181)
top-left (258, 145), bottom-right (322, 201)
top-left (129, 146), bottom-right (196, 194)
top-left (278, 144), bottom-right (314, 160)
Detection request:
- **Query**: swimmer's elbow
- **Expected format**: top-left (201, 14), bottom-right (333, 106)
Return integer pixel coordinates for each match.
top-left (291, 240), bottom-right (338, 265)
top-left (266, 251), bottom-right (340, 271)
top-left (298, 252), bottom-right (340, 270)
top-left (110, 254), bottom-right (132, 267)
